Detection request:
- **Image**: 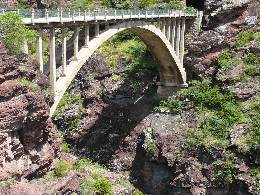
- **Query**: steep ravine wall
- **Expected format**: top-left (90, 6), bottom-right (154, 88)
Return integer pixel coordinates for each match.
top-left (0, 41), bottom-right (60, 180)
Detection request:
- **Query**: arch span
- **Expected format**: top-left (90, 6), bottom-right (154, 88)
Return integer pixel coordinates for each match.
top-left (51, 20), bottom-right (186, 115)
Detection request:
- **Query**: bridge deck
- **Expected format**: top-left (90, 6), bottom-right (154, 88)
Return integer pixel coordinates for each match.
top-left (0, 8), bottom-right (197, 25)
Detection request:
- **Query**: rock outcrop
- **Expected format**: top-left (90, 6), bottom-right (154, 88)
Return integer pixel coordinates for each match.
top-left (185, 0), bottom-right (259, 80)
top-left (0, 41), bottom-right (59, 180)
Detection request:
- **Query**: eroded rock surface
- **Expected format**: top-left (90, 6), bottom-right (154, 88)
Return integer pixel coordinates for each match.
top-left (0, 41), bottom-right (59, 180)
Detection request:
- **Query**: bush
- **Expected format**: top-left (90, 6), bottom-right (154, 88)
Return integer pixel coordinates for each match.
top-left (234, 30), bottom-right (260, 48)
top-left (155, 95), bottom-right (184, 113)
top-left (133, 190), bottom-right (145, 195)
top-left (53, 92), bottom-right (84, 118)
top-left (61, 142), bottom-right (71, 153)
top-left (17, 79), bottom-right (40, 92)
top-left (251, 167), bottom-right (260, 190)
top-left (0, 12), bottom-right (35, 56)
top-left (243, 54), bottom-right (260, 77)
top-left (54, 160), bottom-right (73, 177)
top-left (68, 0), bottom-right (94, 9)
top-left (179, 80), bottom-right (236, 110)
top-left (74, 158), bottom-right (104, 172)
top-left (213, 159), bottom-right (236, 183)
top-left (80, 178), bottom-right (95, 195)
top-left (167, 0), bottom-right (186, 9)
top-left (218, 49), bottom-right (239, 73)
top-left (93, 178), bottom-right (113, 195)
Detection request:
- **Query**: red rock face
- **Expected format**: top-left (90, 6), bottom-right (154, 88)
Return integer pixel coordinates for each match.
top-left (0, 41), bottom-right (59, 180)
top-left (0, 0), bottom-right (17, 8)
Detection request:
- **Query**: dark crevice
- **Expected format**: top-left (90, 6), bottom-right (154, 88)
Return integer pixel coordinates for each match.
top-left (186, 0), bottom-right (205, 11)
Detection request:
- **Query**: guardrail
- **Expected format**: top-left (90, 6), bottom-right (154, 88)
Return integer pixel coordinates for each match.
top-left (0, 8), bottom-right (198, 24)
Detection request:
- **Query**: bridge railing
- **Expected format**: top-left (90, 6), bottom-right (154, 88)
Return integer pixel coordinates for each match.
top-left (0, 8), bottom-right (198, 24)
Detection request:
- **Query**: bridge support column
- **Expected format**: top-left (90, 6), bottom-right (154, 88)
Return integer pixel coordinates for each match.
top-left (84, 24), bottom-right (89, 48)
top-left (36, 32), bottom-right (43, 72)
top-left (175, 18), bottom-right (181, 57)
top-left (73, 26), bottom-right (79, 61)
top-left (166, 19), bottom-right (171, 40)
top-left (105, 22), bottom-right (109, 30)
top-left (180, 18), bottom-right (186, 66)
top-left (61, 27), bottom-right (67, 76)
top-left (49, 27), bottom-right (56, 91)
top-left (157, 83), bottom-right (187, 97)
top-left (95, 23), bottom-right (99, 37)
top-left (160, 19), bottom-right (166, 35)
top-left (171, 18), bottom-right (176, 48)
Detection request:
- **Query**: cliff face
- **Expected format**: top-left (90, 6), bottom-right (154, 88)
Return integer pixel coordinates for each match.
top-left (0, 41), bottom-right (59, 180)
top-left (185, 0), bottom-right (258, 80)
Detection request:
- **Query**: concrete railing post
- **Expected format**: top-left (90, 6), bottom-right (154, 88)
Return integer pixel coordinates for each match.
top-left (105, 10), bottom-right (107, 20)
top-left (61, 27), bottom-right (67, 76)
top-left (84, 24), bottom-right (89, 47)
top-left (72, 9), bottom-right (75, 22)
top-left (95, 22), bottom-right (99, 37)
top-left (60, 9), bottom-right (63, 23)
top-left (36, 31), bottom-right (43, 72)
top-left (175, 18), bottom-right (181, 57)
top-left (162, 19), bottom-right (166, 35)
top-left (73, 26), bottom-right (79, 60)
top-left (180, 18), bottom-right (186, 66)
top-left (45, 9), bottom-right (48, 22)
top-left (94, 10), bottom-right (97, 20)
top-left (49, 28), bottom-right (56, 91)
top-left (31, 9), bottom-right (35, 24)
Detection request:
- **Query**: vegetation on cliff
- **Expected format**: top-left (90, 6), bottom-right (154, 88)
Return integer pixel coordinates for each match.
top-left (0, 12), bottom-right (35, 55)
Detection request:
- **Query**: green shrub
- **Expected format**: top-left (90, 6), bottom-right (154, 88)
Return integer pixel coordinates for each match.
top-left (74, 158), bottom-right (104, 172)
top-left (200, 113), bottom-right (229, 139)
top-left (251, 167), bottom-right (260, 190)
top-left (61, 143), bottom-right (71, 153)
top-left (68, 0), bottom-right (94, 9)
top-left (0, 12), bottom-right (35, 55)
top-left (53, 92), bottom-right (84, 118)
top-left (54, 160), bottom-right (73, 177)
top-left (138, 0), bottom-right (160, 8)
top-left (213, 159), bottom-right (236, 183)
top-left (179, 80), bottom-right (236, 110)
top-left (93, 178), bottom-right (113, 195)
top-left (80, 178), bottom-right (94, 195)
top-left (143, 128), bottom-right (158, 157)
top-left (234, 30), bottom-right (260, 48)
top-left (218, 49), bottom-right (239, 72)
top-left (133, 190), bottom-right (145, 195)
top-left (167, 0), bottom-right (186, 9)
top-left (155, 95), bottom-right (184, 113)
top-left (243, 54), bottom-right (260, 77)
top-left (17, 79), bottom-right (40, 92)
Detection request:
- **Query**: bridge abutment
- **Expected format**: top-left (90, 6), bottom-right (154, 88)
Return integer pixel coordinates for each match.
top-left (157, 83), bottom-right (188, 97)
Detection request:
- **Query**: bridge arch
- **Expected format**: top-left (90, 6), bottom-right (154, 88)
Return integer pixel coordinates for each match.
top-left (51, 20), bottom-right (187, 115)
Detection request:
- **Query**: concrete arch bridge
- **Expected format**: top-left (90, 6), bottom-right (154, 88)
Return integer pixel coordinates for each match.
top-left (3, 8), bottom-right (201, 115)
